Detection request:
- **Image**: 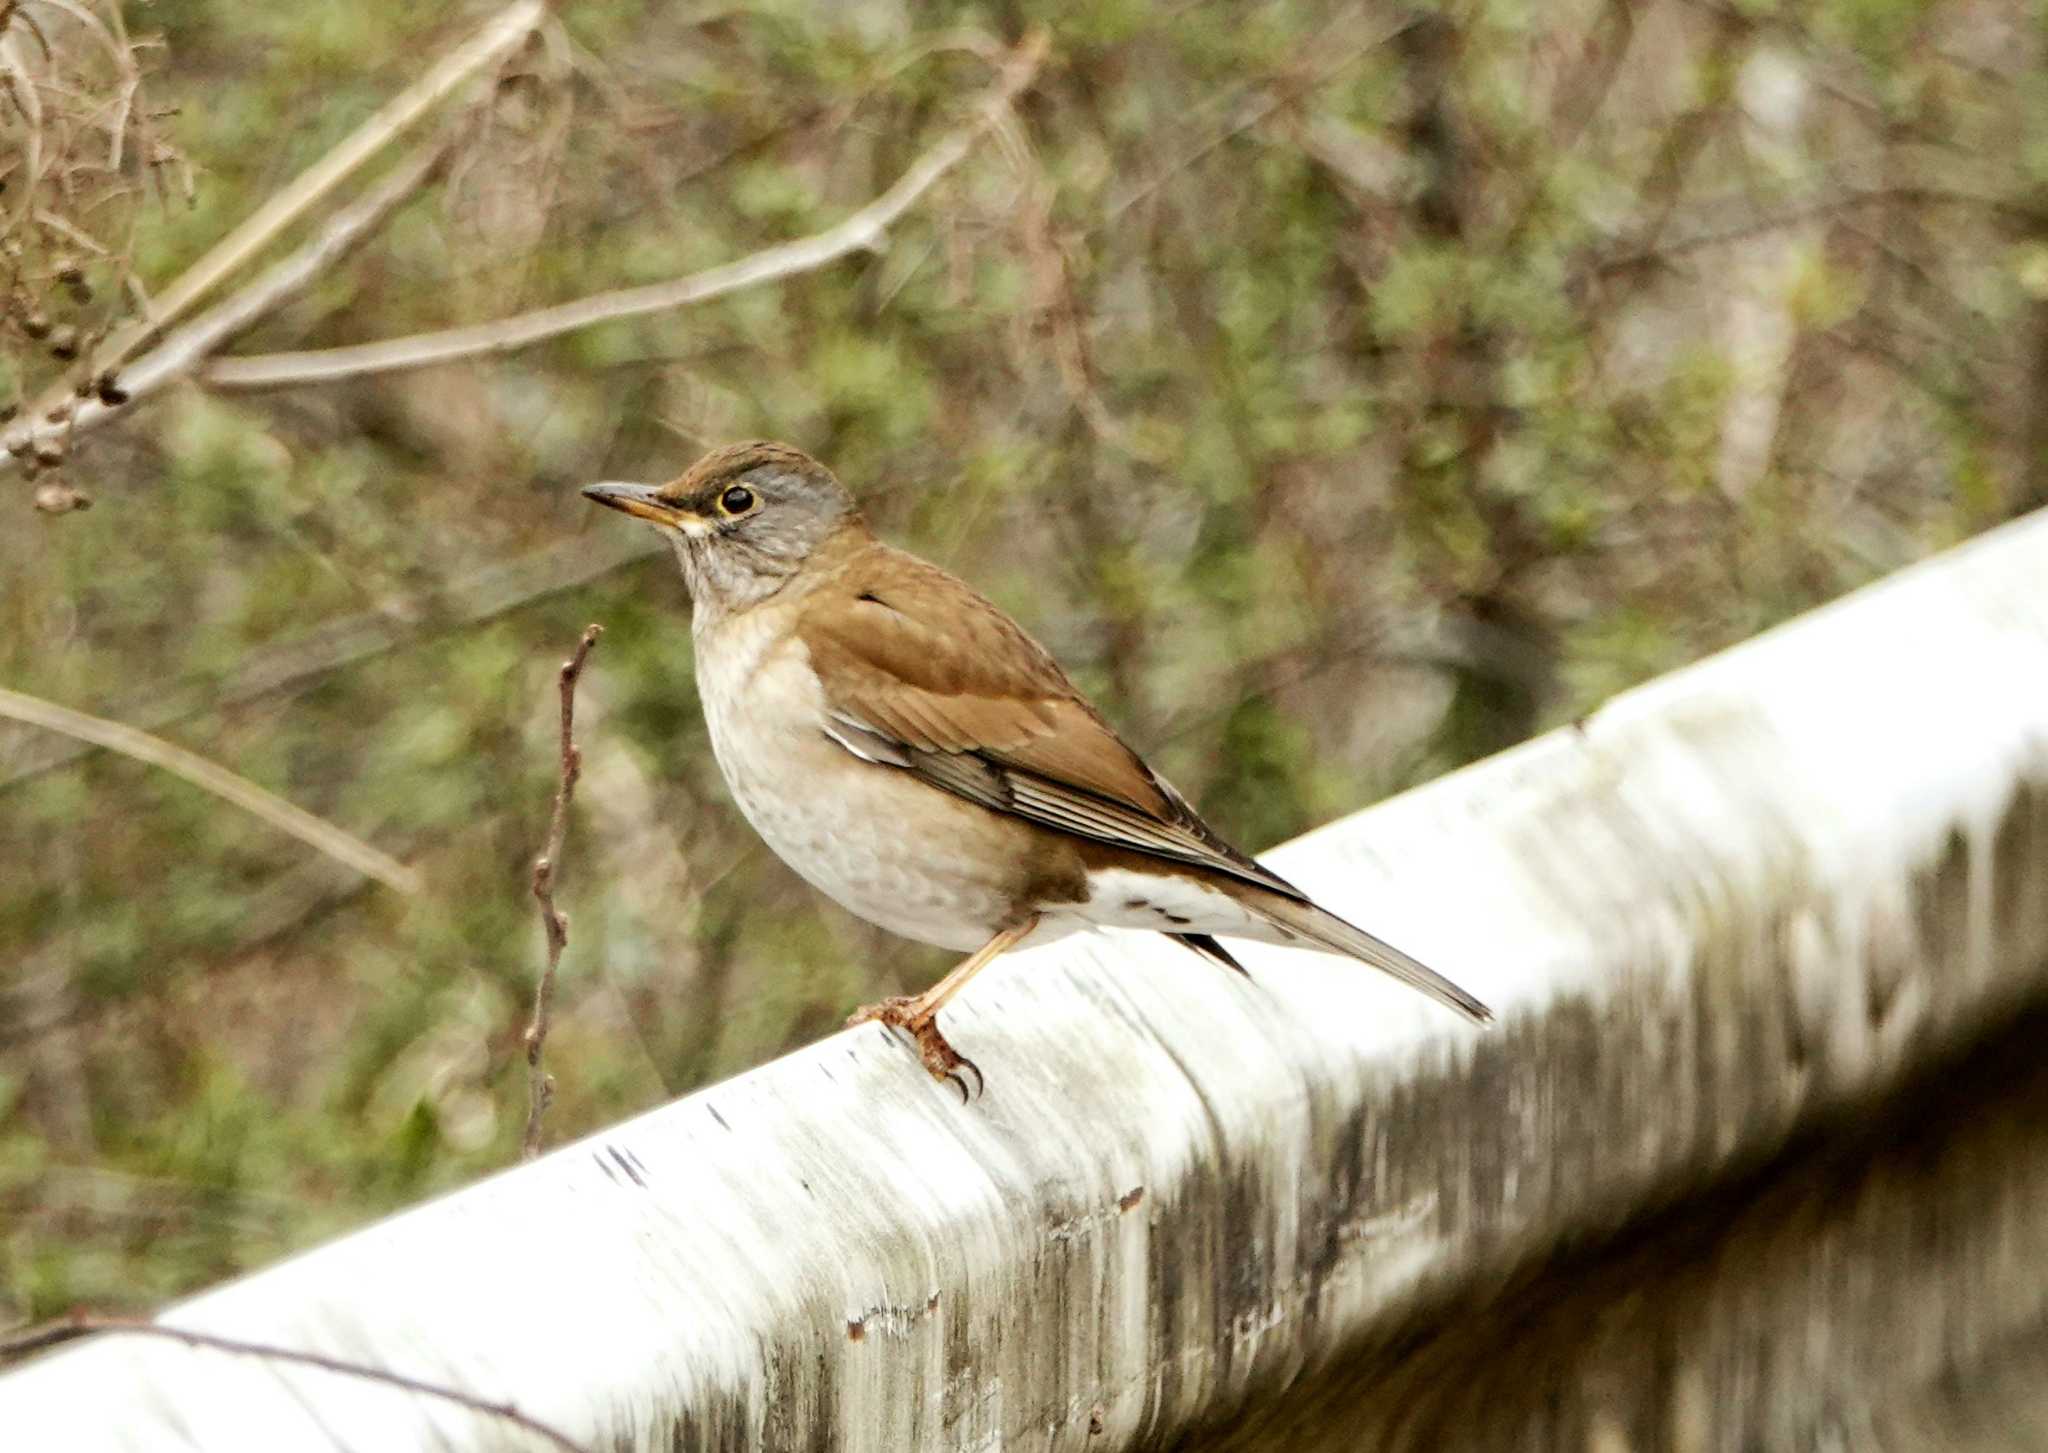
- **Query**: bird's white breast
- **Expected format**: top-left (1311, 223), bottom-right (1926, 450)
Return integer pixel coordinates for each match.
top-left (691, 606), bottom-right (1047, 953)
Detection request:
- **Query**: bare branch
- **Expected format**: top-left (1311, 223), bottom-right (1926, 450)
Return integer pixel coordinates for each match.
top-left (4, 0), bottom-right (544, 481)
top-left (2, 135), bottom-right (452, 467)
top-left (0, 1315), bottom-right (592, 1453)
top-left (523, 623), bottom-right (602, 1161)
top-left (6, 0), bottom-right (547, 457)
top-left (202, 31), bottom-right (1052, 391)
top-left (0, 685), bottom-right (419, 895)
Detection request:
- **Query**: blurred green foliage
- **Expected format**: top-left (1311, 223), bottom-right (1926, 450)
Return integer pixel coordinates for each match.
top-left (3, 0), bottom-right (2044, 1321)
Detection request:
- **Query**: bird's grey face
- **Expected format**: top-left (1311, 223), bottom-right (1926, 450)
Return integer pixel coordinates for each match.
top-left (583, 446), bottom-right (858, 617)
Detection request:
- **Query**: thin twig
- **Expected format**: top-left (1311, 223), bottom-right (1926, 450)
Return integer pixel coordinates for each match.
top-left (523, 623), bottom-right (601, 1160)
top-left (201, 31), bottom-right (1051, 390)
top-left (0, 685), bottom-right (419, 894)
top-left (0, 1314), bottom-right (592, 1453)
top-left (10, 0), bottom-right (546, 436)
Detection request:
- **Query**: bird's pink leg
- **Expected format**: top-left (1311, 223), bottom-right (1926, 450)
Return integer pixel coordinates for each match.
top-left (849, 918), bottom-right (1037, 1097)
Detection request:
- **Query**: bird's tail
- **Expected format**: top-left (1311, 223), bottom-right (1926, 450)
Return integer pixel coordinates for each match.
top-left (1249, 893), bottom-right (1492, 1024)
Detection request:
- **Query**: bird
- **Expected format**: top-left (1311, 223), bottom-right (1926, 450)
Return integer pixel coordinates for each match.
top-left (582, 442), bottom-right (1490, 1094)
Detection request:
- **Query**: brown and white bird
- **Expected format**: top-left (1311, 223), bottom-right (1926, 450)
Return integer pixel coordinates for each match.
top-left (584, 442), bottom-right (1489, 1092)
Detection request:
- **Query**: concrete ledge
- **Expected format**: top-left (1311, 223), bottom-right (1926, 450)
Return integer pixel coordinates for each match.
top-left (4, 511), bottom-right (2047, 1451)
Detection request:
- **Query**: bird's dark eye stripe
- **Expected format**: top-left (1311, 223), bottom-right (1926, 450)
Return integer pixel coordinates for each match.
top-left (720, 485), bottom-right (755, 514)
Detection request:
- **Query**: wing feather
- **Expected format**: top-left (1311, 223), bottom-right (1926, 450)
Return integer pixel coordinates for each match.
top-left (797, 550), bottom-right (1305, 902)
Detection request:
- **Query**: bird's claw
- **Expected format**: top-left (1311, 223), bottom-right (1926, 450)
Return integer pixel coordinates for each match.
top-left (848, 995), bottom-right (984, 1101)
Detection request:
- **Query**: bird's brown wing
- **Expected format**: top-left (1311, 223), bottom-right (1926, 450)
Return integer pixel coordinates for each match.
top-left (796, 550), bottom-right (1306, 902)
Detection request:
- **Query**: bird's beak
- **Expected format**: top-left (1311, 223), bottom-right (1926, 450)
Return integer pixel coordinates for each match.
top-left (581, 482), bottom-right (704, 532)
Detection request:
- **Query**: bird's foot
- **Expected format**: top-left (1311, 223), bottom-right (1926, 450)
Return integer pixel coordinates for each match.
top-left (847, 996), bottom-right (984, 1101)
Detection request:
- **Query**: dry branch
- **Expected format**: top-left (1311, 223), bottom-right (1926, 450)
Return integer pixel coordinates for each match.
top-left (522, 623), bottom-right (602, 1161)
top-left (29, 0), bottom-right (544, 396)
top-left (4, 0), bottom-right (547, 478)
top-left (3, 137), bottom-right (453, 464)
top-left (0, 685), bottom-right (419, 894)
top-left (201, 32), bottom-right (1051, 390)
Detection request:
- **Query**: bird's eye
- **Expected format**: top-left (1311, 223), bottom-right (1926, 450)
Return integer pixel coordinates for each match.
top-left (718, 485), bottom-right (756, 515)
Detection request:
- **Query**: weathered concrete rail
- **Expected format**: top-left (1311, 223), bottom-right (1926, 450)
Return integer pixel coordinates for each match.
top-left (4, 511), bottom-right (2047, 1451)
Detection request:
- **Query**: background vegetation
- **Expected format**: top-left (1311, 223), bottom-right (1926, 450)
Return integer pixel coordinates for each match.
top-left (3, 0), bottom-right (2043, 1321)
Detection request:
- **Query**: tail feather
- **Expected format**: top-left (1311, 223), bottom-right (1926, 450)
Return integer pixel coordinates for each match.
top-left (1252, 894), bottom-right (1492, 1024)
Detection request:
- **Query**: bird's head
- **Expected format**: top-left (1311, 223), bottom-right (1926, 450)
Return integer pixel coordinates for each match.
top-left (583, 441), bottom-right (863, 616)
